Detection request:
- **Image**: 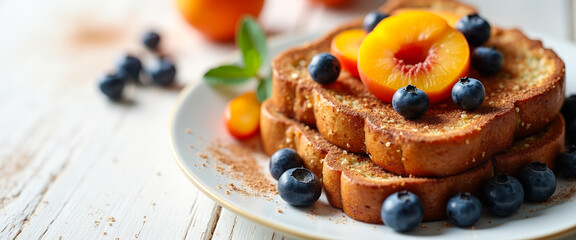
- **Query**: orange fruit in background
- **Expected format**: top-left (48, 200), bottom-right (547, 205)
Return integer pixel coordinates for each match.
top-left (223, 92), bottom-right (261, 140)
top-left (175, 0), bottom-right (265, 42)
top-left (309, 0), bottom-right (353, 8)
top-left (358, 11), bottom-right (470, 104)
top-left (330, 29), bottom-right (365, 78)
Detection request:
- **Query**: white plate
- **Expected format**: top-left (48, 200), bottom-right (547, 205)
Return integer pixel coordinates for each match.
top-left (169, 32), bottom-right (576, 240)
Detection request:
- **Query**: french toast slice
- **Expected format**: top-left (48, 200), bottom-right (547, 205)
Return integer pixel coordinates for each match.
top-left (494, 114), bottom-right (566, 176)
top-left (270, 0), bottom-right (565, 177)
top-left (260, 99), bottom-right (565, 223)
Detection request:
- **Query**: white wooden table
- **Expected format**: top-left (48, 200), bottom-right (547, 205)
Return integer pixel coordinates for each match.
top-left (1, 0), bottom-right (574, 239)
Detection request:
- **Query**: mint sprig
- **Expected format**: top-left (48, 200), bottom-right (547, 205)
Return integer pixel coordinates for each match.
top-left (238, 16), bottom-right (267, 75)
top-left (203, 16), bottom-right (272, 103)
top-left (204, 65), bottom-right (253, 84)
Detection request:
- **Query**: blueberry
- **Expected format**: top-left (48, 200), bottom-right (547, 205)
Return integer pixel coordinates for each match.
top-left (98, 72), bottom-right (126, 100)
top-left (148, 58), bottom-right (176, 86)
top-left (456, 14), bottom-right (491, 46)
top-left (117, 54), bottom-right (142, 81)
top-left (561, 94), bottom-right (576, 124)
top-left (392, 84), bottom-right (429, 119)
top-left (269, 148), bottom-right (304, 180)
top-left (446, 192), bottom-right (482, 227)
top-left (557, 146), bottom-right (576, 178)
top-left (451, 77), bottom-right (485, 110)
top-left (363, 11), bottom-right (389, 33)
top-left (482, 174), bottom-right (524, 217)
top-left (567, 121), bottom-right (576, 145)
top-left (308, 53), bottom-right (340, 84)
top-left (381, 190), bottom-right (424, 232)
top-left (277, 167), bottom-right (322, 206)
top-left (142, 31), bottom-right (161, 51)
top-left (518, 162), bottom-right (556, 202)
top-left (471, 46), bottom-right (504, 76)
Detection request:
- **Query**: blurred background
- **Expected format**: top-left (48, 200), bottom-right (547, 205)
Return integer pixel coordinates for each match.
top-left (0, 0), bottom-right (572, 91)
top-left (0, 0), bottom-right (574, 239)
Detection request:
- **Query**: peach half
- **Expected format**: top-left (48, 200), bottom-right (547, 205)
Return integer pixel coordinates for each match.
top-left (358, 11), bottom-right (470, 103)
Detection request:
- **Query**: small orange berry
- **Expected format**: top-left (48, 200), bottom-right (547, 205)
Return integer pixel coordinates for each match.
top-left (223, 92), bottom-right (261, 140)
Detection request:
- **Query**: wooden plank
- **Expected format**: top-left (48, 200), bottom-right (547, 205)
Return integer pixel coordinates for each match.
top-left (15, 90), bottom-right (203, 240)
top-left (211, 209), bottom-right (237, 240)
top-left (0, 112), bottom-right (85, 240)
top-left (229, 215), bottom-right (277, 240)
top-left (183, 195), bottom-right (221, 240)
top-left (0, 0), bottom-right (244, 238)
top-left (211, 208), bottom-right (290, 240)
top-left (0, 0), bottom-right (231, 238)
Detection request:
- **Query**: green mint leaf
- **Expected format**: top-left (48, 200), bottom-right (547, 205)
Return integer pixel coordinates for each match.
top-left (203, 65), bottom-right (252, 85)
top-left (256, 74), bottom-right (273, 103)
top-left (243, 48), bottom-right (260, 76)
top-left (238, 16), bottom-right (267, 75)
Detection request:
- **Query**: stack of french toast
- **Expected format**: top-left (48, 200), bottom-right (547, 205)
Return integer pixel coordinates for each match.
top-left (260, 0), bottom-right (566, 223)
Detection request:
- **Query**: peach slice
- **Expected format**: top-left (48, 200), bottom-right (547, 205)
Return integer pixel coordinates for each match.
top-left (358, 11), bottom-right (469, 103)
top-left (330, 29), bottom-right (366, 78)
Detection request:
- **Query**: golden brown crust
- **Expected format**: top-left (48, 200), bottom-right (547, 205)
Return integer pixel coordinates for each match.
top-left (493, 114), bottom-right (566, 176)
top-left (261, 100), bottom-right (565, 223)
top-left (339, 155), bottom-right (492, 223)
top-left (270, 1), bottom-right (565, 177)
top-left (476, 28), bottom-right (566, 138)
top-left (261, 100), bottom-right (493, 222)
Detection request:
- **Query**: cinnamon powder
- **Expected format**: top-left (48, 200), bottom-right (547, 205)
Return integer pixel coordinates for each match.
top-left (547, 183), bottom-right (576, 203)
top-left (528, 183), bottom-right (576, 213)
top-left (204, 137), bottom-right (277, 197)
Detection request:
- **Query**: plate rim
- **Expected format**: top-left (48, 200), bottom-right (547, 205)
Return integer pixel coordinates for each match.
top-left (168, 32), bottom-right (576, 240)
top-left (168, 80), bottom-right (330, 240)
